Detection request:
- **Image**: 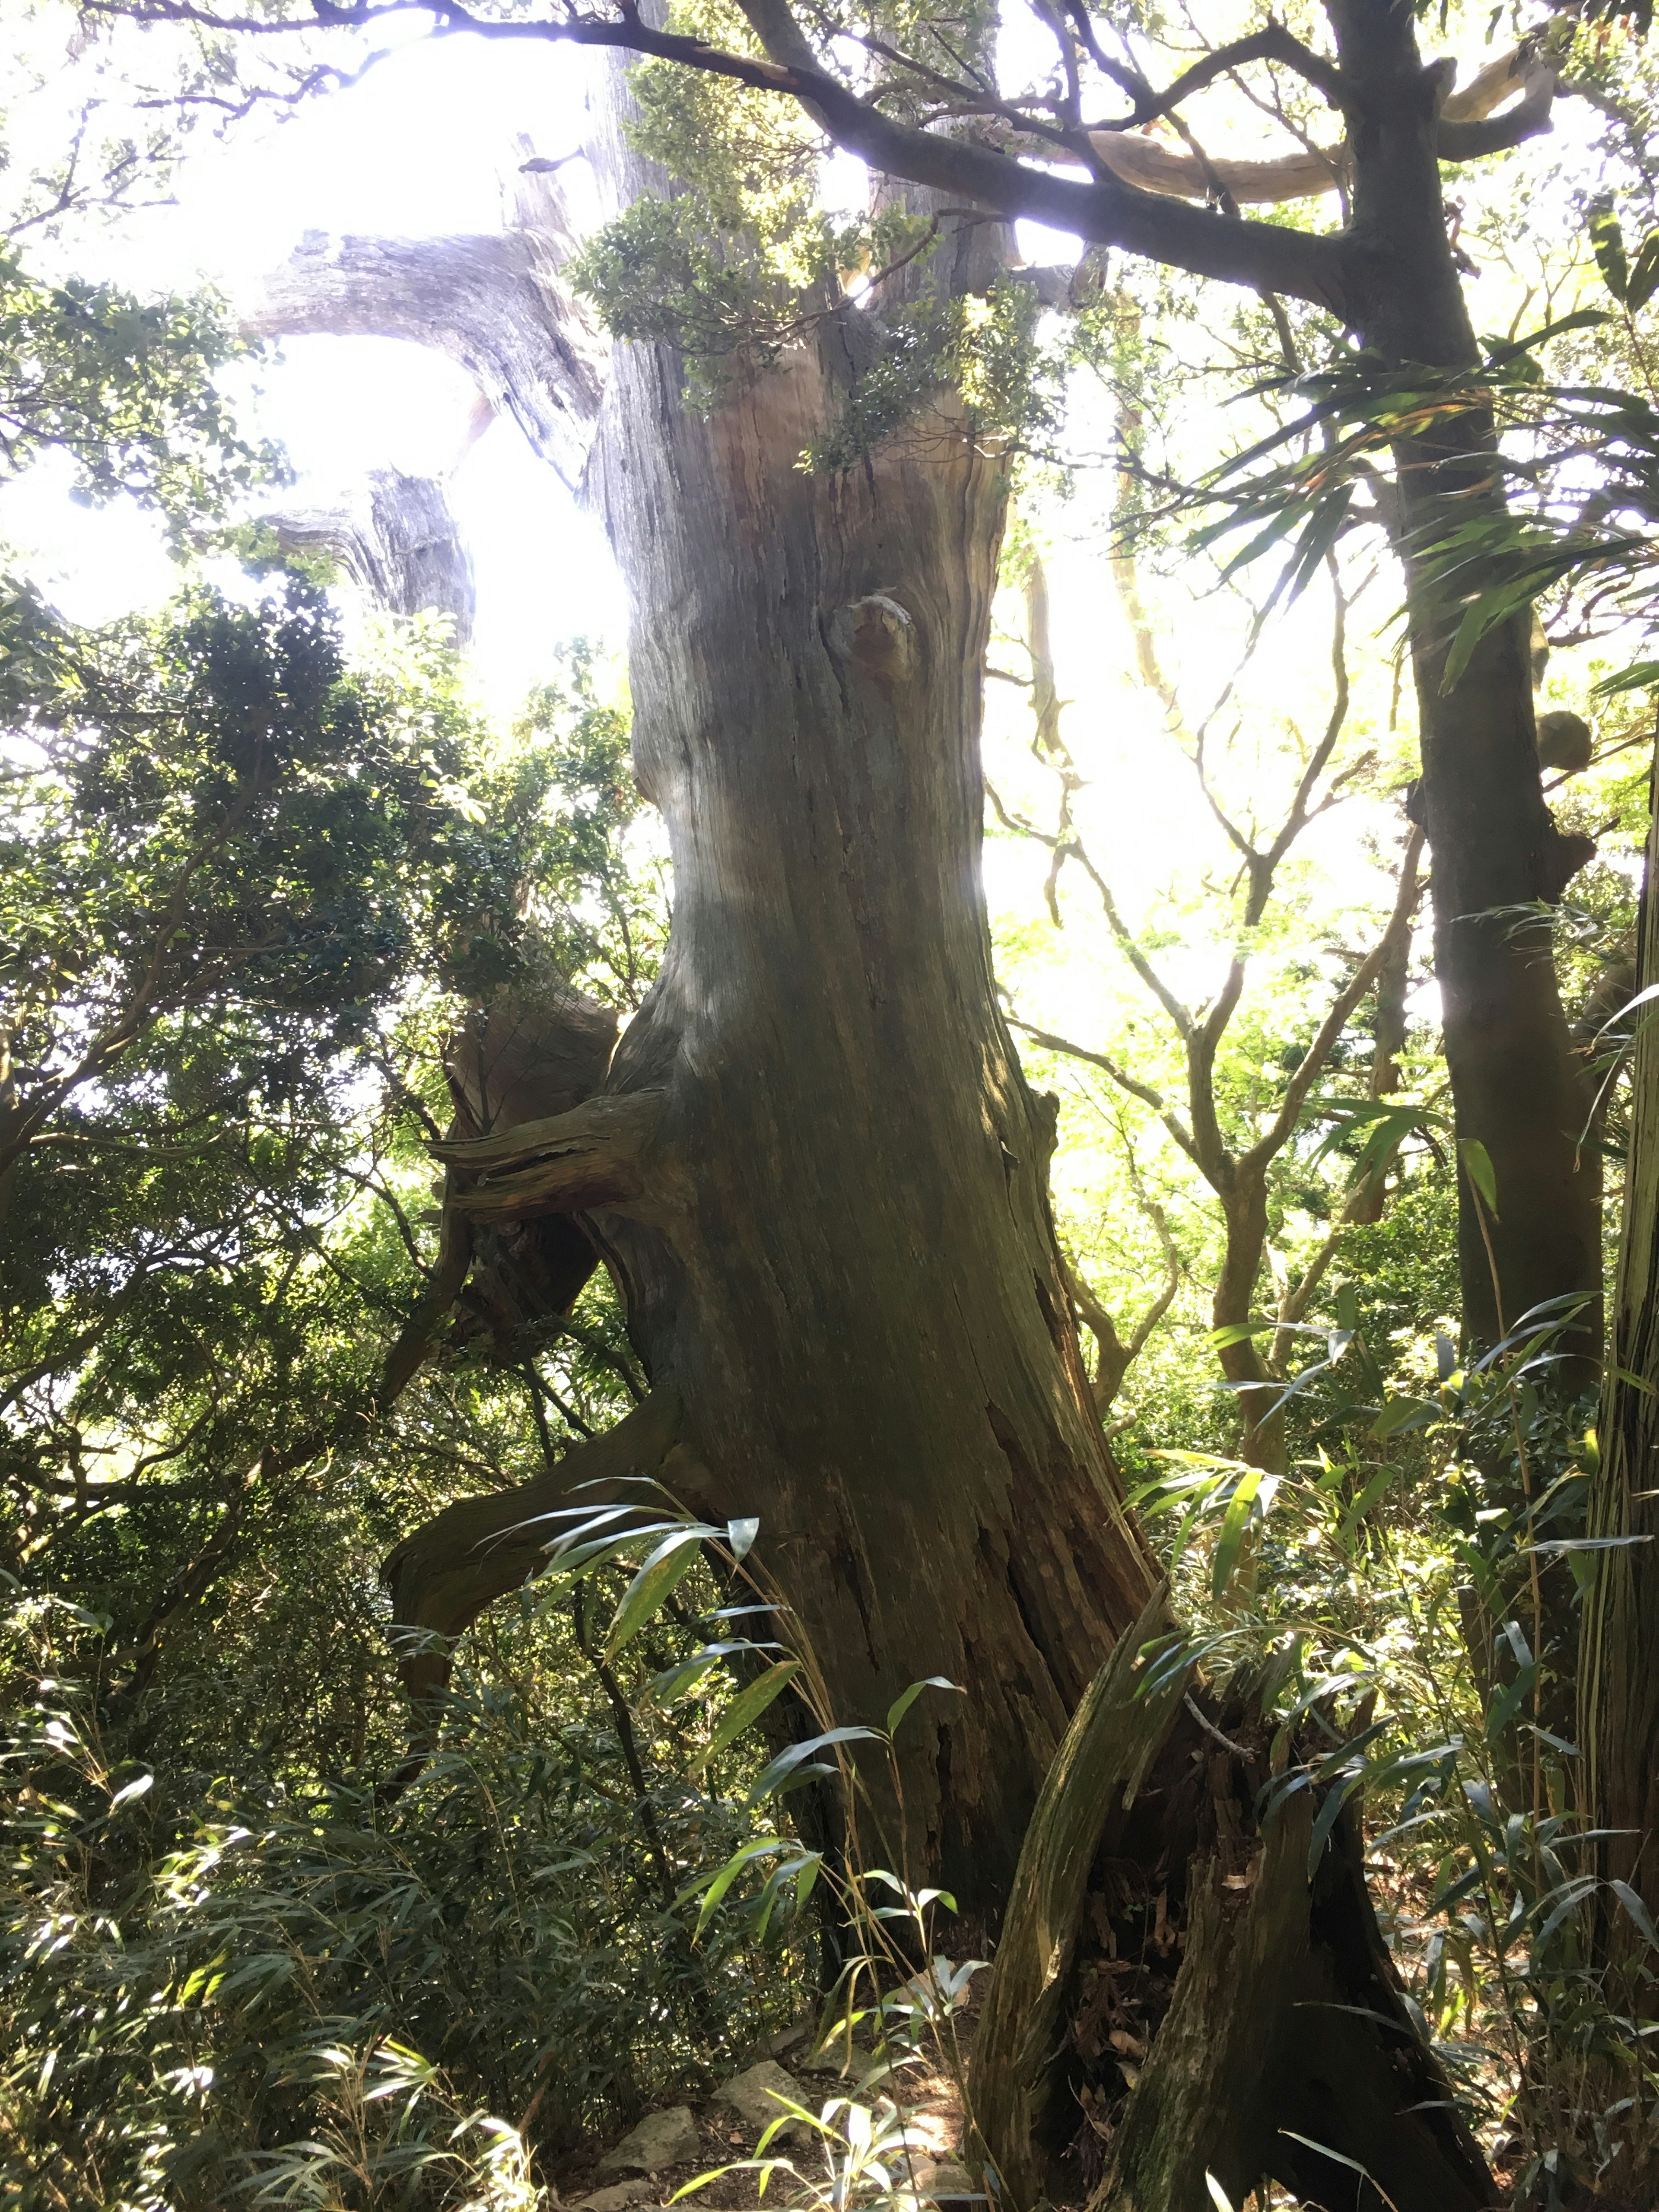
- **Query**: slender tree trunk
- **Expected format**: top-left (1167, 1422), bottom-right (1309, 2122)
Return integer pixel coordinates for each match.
top-left (1212, 1173), bottom-right (1287, 1476)
top-left (1329, 0), bottom-right (1601, 1364)
top-left (1581, 755), bottom-right (1659, 2030)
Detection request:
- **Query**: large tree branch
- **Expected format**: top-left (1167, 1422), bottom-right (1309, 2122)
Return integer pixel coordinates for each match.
top-left (156, 0), bottom-right (1348, 311)
top-left (267, 468), bottom-right (476, 642)
top-left (382, 1388), bottom-right (715, 1698)
top-left (431, 1087), bottom-right (667, 1220)
top-left (103, 0), bottom-right (1569, 308)
top-left (728, 0), bottom-right (1346, 307)
top-left (1083, 41), bottom-right (1556, 206)
top-left (1100, 25), bottom-right (1351, 132)
top-left (250, 219), bottom-right (606, 489)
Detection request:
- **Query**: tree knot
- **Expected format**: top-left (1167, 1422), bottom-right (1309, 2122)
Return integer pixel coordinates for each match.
top-left (832, 592), bottom-right (917, 698)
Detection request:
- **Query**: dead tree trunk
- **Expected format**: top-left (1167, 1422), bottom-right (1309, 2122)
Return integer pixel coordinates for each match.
top-left (267, 115), bottom-right (1157, 1915)
top-left (972, 1630), bottom-right (1497, 2212)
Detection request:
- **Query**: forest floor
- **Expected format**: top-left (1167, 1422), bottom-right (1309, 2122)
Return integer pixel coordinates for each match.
top-left (552, 2003), bottom-right (983, 2212)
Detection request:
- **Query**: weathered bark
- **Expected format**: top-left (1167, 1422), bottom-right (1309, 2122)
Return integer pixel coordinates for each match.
top-left (264, 121), bottom-right (1160, 1912)
top-left (1330, 0), bottom-right (1601, 1364)
top-left (1090, 1789), bottom-right (1493, 2212)
top-left (566, 206), bottom-right (1156, 1901)
top-left (267, 469), bottom-right (476, 645)
top-left (973, 1650), bottom-right (1497, 2212)
top-left (1580, 755), bottom-right (1659, 1989)
top-left (969, 1586), bottom-right (1185, 2206)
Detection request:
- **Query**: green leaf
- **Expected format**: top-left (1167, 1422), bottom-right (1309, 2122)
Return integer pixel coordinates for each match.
top-left (689, 1658), bottom-right (801, 1773)
top-left (1208, 1319), bottom-right (1270, 1349)
top-left (1611, 1879), bottom-right (1659, 1950)
top-left (1594, 659), bottom-right (1659, 697)
top-left (1278, 2134), bottom-right (1389, 2193)
top-left (109, 1773), bottom-right (154, 1811)
top-left (1211, 1467), bottom-right (1264, 1601)
top-left (1589, 206), bottom-right (1630, 305)
top-left (1205, 2176), bottom-right (1235, 2212)
top-left (746, 1726), bottom-right (882, 1807)
top-left (604, 1526), bottom-right (706, 1659)
top-left (683, 1834), bottom-right (788, 1935)
top-left (1369, 1397), bottom-right (1433, 1441)
top-left (1628, 230), bottom-right (1659, 311)
top-left (1336, 1461), bottom-right (1401, 1543)
top-left (1308, 1775), bottom-right (1359, 1871)
top-left (885, 1676), bottom-right (959, 1738)
top-left (647, 1639), bottom-right (774, 1707)
top-left (726, 1516), bottom-right (760, 1560)
top-left (1458, 1138), bottom-right (1499, 1219)
top-left (1532, 1874), bottom-right (1599, 1953)
top-left (1484, 1662), bottom-right (1536, 1743)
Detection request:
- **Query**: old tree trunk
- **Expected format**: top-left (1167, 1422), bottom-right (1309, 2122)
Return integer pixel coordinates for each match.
top-left (258, 38), bottom-right (1518, 2212)
top-left (288, 157), bottom-right (1496, 2212)
top-left (280, 154), bottom-right (1157, 1909)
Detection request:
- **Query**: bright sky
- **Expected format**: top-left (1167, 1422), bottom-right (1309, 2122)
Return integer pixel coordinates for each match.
top-left (0, 13), bottom-right (1110, 709)
top-left (4, 28), bottom-right (629, 706)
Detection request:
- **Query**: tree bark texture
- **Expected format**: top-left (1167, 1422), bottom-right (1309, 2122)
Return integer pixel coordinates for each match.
top-left (1581, 756), bottom-right (1659, 1961)
top-left (1329, 0), bottom-right (1601, 1362)
top-left (973, 1648), bottom-right (1497, 2212)
top-left (252, 211), bottom-right (606, 492)
top-left (571, 254), bottom-right (1157, 1905)
top-left (275, 97), bottom-right (1159, 1914)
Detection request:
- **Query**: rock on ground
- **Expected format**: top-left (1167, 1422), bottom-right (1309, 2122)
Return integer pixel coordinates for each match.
top-left (909, 2160), bottom-right (979, 2202)
top-left (595, 2106), bottom-right (702, 2175)
top-left (575, 2183), bottom-right (659, 2212)
top-left (712, 2060), bottom-right (811, 2142)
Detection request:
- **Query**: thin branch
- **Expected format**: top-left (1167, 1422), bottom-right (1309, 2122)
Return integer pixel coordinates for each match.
top-left (1245, 823), bottom-right (1427, 1177)
top-left (1009, 1017), bottom-right (1199, 1163)
top-left (95, 0), bottom-right (1352, 310)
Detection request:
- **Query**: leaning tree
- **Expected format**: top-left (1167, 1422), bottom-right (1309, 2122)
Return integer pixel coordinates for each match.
top-left (78, 0), bottom-right (1634, 2198)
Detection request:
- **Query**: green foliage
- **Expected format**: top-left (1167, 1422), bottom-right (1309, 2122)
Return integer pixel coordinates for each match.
top-left (1, 1573), bottom-right (804, 2210)
top-left (806, 278), bottom-right (1054, 472)
top-left (570, 3), bottom-right (875, 409)
top-left (0, 245), bottom-right (275, 525)
top-left (1131, 1289), bottom-right (1657, 2186)
top-left (512, 646), bottom-right (668, 1008)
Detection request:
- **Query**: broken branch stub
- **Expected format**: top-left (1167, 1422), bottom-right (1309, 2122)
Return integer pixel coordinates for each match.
top-left (433, 1088), bottom-right (667, 1222)
top-left (1090, 1784), bottom-right (1493, 2211)
top-left (267, 469), bottom-right (476, 644)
